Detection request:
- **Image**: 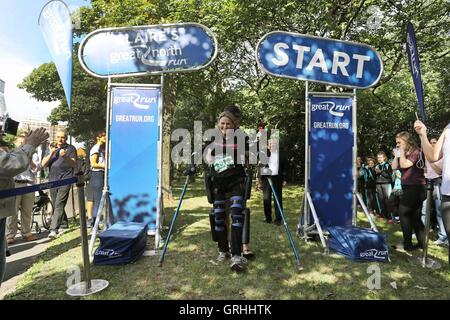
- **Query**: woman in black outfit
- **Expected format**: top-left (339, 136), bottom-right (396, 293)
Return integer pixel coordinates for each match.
top-left (205, 106), bottom-right (249, 272)
top-left (391, 131), bottom-right (426, 251)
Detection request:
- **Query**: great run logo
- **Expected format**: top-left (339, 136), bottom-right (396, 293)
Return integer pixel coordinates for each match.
top-left (113, 93), bottom-right (157, 110)
top-left (95, 248), bottom-right (121, 257)
top-left (360, 249), bottom-right (388, 260)
top-left (311, 101), bottom-right (351, 117)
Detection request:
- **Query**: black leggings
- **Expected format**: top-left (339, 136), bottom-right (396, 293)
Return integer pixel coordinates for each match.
top-left (212, 177), bottom-right (245, 256)
top-left (388, 191), bottom-right (402, 218)
top-left (365, 188), bottom-right (378, 213)
top-left (376, 183), bottom-right (391, 219)
top-left (440, 195), bottom-right (450, 264)
top-left (398, 184), bottom-right (426, 248)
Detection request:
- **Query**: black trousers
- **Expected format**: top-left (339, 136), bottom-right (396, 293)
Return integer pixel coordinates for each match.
top-left (376, 183), bottom-right (391, 219)
top-left (212, 176), bottom-right (245, 256)
top-left (440, 195), bottom-right (450, 265)
top-left (365, 187), bottom-right (378, 213)
top-left (388, 190), bottom-right (402, 218)
top-left (398, 184), bottom-right (426, 249)
top-left (261, 175), bottom-right (283, 223)
top-left (49, 184), bottom-right (71, 231)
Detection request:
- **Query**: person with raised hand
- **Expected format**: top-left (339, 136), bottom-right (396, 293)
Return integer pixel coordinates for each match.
top-left (414, 120), bottom-right (450, 265)
top-left (0, 128), bottom-right (48, 285)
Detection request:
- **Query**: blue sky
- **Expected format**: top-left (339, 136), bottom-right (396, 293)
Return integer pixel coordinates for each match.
top-left (0, 0), bottom-right (90, 122)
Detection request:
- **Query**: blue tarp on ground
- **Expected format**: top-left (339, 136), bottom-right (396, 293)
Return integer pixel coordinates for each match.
top-left (328, 225), bottom-right (389, 263)
top-left (93, 221), bottom-right (148, 265)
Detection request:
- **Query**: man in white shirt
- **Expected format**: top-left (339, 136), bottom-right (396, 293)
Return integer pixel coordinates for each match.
top-left (259, 136), bottom-right (288, 226)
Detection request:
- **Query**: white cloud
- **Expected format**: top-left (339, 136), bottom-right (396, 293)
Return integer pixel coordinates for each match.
top-left (0, 51), bottom-right (59, 123)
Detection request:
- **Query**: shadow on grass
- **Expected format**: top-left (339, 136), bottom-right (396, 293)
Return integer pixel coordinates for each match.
top-left (6, 181), bottom-right (450, 300)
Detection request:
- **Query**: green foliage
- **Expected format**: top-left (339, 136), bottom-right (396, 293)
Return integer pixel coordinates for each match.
top-left (18, 0), bottom-right (450, 175)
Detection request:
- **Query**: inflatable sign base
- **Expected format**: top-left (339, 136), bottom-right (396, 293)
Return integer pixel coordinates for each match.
top-left (328, 226), bottom-right (389, 263)
top-left (94, 221), bottom-right (148, 265)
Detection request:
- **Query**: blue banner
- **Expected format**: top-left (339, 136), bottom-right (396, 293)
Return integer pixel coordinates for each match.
top-left (38, 0), bottom-right (73, 107)
top-left (256, 32), bottom-right (383, 88)
top-left (406, 22), bottom-right (426, 123)
top-left (309, 96), bottom-right (354, 228)
top-left (79, 23), bottom-right (217, 78)
top-left (109, 87), bottom-right (160, 230)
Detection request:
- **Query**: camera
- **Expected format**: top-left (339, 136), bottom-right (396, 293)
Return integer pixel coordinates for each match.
top-left (0, 115), bottom-right (20, 136)
top-left (0, 80), bottom-right (20, 136)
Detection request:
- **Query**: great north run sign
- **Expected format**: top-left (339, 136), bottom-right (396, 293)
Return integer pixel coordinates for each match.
top-left (78, 23), bottom-right (218, 78)
top-left (256, 31), bottom-right (383, 88)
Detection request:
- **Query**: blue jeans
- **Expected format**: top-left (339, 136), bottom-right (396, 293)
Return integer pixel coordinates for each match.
top-left (421, 183), bottom-right (447, 242)
top-left (0, 217), bottom-right (6, 286)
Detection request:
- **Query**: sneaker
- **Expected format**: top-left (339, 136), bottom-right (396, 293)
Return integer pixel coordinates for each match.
top-left (57, 228), bottom-right (67, 235)
top-left (48, 231), bottom-right (58, 240)
top-left (273, 220), bottom-right (282, 226)
top-left (230, 255), bottom-right (247, 272)
top-left (217, 251), bottom-right (231, 262)
top-left (434, 239), bottom-right (449, 247)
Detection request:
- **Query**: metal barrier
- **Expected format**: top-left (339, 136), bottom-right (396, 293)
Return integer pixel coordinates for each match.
top-left (0, 174), bottom-right (109, 296)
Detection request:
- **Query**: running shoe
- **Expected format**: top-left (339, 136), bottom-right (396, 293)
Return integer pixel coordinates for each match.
top-left (230, 255), bottom-right (247, 272)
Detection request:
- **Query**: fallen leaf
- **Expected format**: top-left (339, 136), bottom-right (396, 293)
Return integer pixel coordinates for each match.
top-left (414, 285), bottom-right (428, 290)
top-left (209, 260), bottom-right (218, 266)
top-left (390, 282), bottom-right (397, 289)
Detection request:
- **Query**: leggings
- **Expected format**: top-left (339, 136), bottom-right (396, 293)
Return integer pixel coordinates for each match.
top-left (388, 191), bottom-right (402, 218)
top-left (365, 188), bottom-right (378, 213)
top-left (376, 183), bottom-right (392, 219)
top-left (440, 195), bottom-right (450, 265)
top-left (398, 184), bottom-right (426, 248)
top-left (90, 170), bottom-right (105, 219)
top-left (212, 177), bottom-right (245, 256)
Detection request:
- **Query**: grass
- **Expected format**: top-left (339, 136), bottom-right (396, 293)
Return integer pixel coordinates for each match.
top-left (5, 179), bottom-right (450, 300)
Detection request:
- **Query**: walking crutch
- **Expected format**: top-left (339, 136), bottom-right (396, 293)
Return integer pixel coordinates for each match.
top-left (262, 168), bottom-right (303, 270)
top-left (158, 157), bottom-right (196, 267)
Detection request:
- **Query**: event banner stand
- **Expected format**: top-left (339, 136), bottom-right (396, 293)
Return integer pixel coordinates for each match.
top-left (256, 31), bottom-right (383, 251)
top-left (79, 23), bottom-right (218, 256)
top-left (88, 81), bottom-right (164, 255)
top-left (299, 82), bottom-right (378, 249)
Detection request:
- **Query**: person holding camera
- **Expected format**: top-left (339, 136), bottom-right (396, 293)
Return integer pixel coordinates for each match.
top-left (41, 129), bottom-right (77, 239)
top-left (391, 131), bottom-right (426, 251)
top-left (6, 134), bottom-right (41, 244)
top-left (1, 128), bottom-right (49, 285)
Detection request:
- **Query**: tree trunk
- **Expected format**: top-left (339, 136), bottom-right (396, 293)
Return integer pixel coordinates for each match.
top-left (162, 75), bottom-right (176, 200)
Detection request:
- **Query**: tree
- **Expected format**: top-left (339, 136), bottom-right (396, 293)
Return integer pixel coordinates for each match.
top-left (18, 0), bottom-right (450, 180)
